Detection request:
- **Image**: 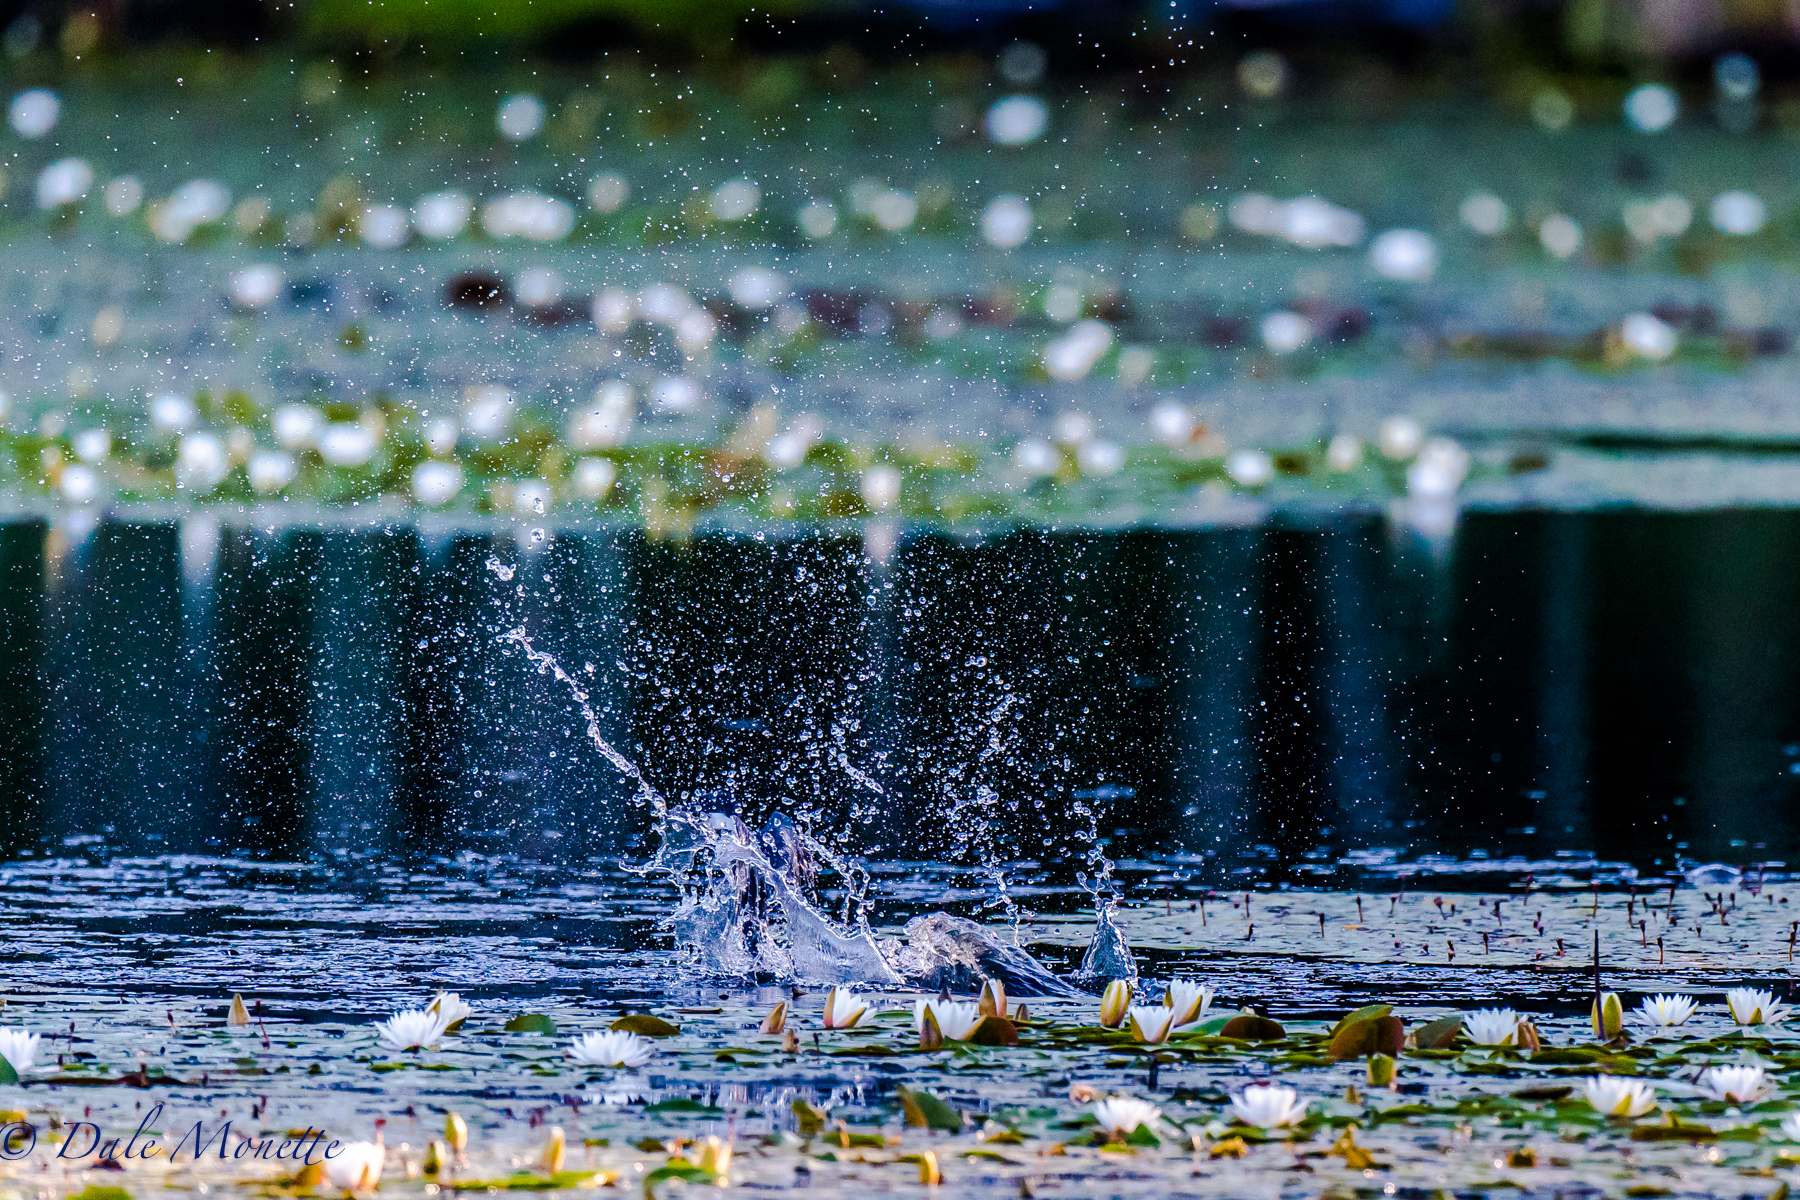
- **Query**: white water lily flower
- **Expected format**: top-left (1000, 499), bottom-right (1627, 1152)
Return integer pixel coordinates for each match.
top-left (1631, 994), bottom-right (1698, 1028)
top-left (1696, 1064), bottom-right (1774, 1104)
top-left (1582, 1075), bottom-right (1657, 1117)
top-left (0, 1028), bottom-right (40, 1074)
top-left (1165, 980), bottom-right (1214, 1027)
top-left (374, 1007), bottom-right (450, 1052)
top-left (1230, 1083), bottom-right (1306, 1128)
top-left (1092, 1097), bottom-right (1161, 1138)
top-left (567, 1030), bottom-right (654, 1069)
top-left (427, 992), bottom-right (473, 1032)
top-left (1726, 988), bottom-right (1792, 1027)
top-left (919, 1000), bottom-right (984, 1041)
top-left (1127, 1005), bottom-right (1176, 1045)
top-left (1464, 1007), bottom-right (1522, 1046)
top-left (1781, 1112), bottom-right (1800, 1141)
top-left (822, 986), bottom-right (869, 1030)
top-left (324, 1139), bottom-right (385, 1193)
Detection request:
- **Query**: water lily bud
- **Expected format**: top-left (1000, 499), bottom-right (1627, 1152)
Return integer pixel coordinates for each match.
top-left (1099, 980), bottom-right (1133, 1029)
top-left (697, 1136), bottom-right (732, 1178)
top-left (783, 1028), bottom-right (801, 1054)
top-left (978, 978), bottom-right (1007, 1020)
top-left (294, 1163), bottom-right (325, 1188)
top-left (917, 1150), bottom-right (942, 1185)
top-left (422, 1141), bottom-right (446, 1175)
top-left (760, 1001), bottom-right (787, 1035)
top-left (1515, 1019), bottom-right (1543, 1052)
top-left (228, 993), bottom-right (251, 1027)
top-left (1014, 1004), bottom-right (1030, 1023)
top-left (540, 1126), bottom-right (565, 1174)
top-left (445, 1113), bottom-right (468, 1153)
top-left (919, 1008), bottom-right (943, 1050)
top-left (1367, 1054), bottom-right (1396, 1087)
top-left (1591, 992), bottom-right (1623, 1040)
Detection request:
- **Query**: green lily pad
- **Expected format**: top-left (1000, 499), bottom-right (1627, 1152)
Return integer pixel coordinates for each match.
top-left (897, 1085), bottom-right (964, 1131)
top-left (1412, 1015), bottom-right (1464, 1050)
top-left (504, 1014), bottom-right (558, 1035)
top-left (0, 1058), bottom-right (19, 1086)
top-left (609, 1014), bottom-right (679, 1037)
top-left (1331, 1005), bottom-right (1393, 1036)
top-left (1327, 1016), bottom-right (1405, 1062)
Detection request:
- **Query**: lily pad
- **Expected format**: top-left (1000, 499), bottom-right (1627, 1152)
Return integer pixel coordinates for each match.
top-left (1219, 1014), bottom-right (1286, 1041)
top-left (1330, 1005), bottom-right (1393, 1036)
top-left (504, 1014), bottom-right (558, 1035)
top-left (966, 1016), bottom-right (1020, 1047)
top-left (1327, 1016), bottom-right (1405, 1062)
top-left (897, 1085), bottom-right (964, 1131)
top-left (609, 1014), bottom-right (679, 1037)
top-left (1412, 1015), bottom-right (1463, 1050)
top-left (791, 1098), bottom-right (828, 1136)
top-left (0, 1058), bottom-right (17, 1086)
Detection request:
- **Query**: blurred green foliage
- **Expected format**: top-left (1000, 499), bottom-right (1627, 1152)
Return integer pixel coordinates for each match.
top-left (302, 0), bottom-right (811, 43)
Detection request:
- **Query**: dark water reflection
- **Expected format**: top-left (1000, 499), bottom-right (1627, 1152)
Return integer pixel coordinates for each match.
top-left (3, 510), bottom-right (1799, 882)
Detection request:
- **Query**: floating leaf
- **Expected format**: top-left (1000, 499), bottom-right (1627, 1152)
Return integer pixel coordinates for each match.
top-left (609, 1014), bottom-right (678, 1037)
top-left (0, 1058), bottom-right (16, 1087)
top-left (71, 1188), bottom-right (132, 1200)
top-left (1410, 1015), bottom-right (1462, 1050)
top-left (1219, 1014), bottom-right (1285, 1041)
top-left (645, 1098), bottom-right (719, 1113)
top-left (965, 1016), bottom-right (1020, 1047)
top-left (1511, 1084), bottom-right (1573, 1101)
top-left (1328, 1016), bottom-right (1405, 1062)
top-left (897, 1085), bottom-right (963, 1131)
top-left (504, 1014), bottom-right (558, 1035)
top-left (1209, 1136), bottom-right (1249, 1159)
top-left (791, 1098), bottom-right (828, 1137)
top-left (1125, 1122), bottom-right (1160, 1147)
top-left (1330, 1005), bottom-right (1392, 1037)
top-left (1329, 1127), bottom-right (1377, 1170)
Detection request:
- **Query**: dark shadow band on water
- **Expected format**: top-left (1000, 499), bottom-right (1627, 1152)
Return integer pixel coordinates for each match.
top-left (1, 509), bottom-right (1798, 884)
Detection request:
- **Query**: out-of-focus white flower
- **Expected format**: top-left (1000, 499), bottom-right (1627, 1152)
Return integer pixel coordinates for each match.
top-left (1465, 1008), bottom-right (1522, 1046)
top-left (980, 195), bottom-right (1033, 248)
top-left (986, 96), bottom-right (1048, 144)
top-left (1127, 1005), bottom-right (1176, 1045)
top-left (411, 461), bottom-right (464, 507)
top-left (1116, 346), bottom-right (1155, 384)
top-left (1539, 214), bottom-right (1582, 259)
top-left (1230, 194), bottom-right (1364, 248)
top-left (9, 89), bottom-right (58, 139)
top-left (592, 288), bottom-right (634, 332)
top-left (652, 377), bottom-right (700, 413)
top-left (1620, 312), bottom-right (1677, 360)
top-left (1231, 1083), bottom-right (1305, 1127)
top-left (676, 308), bottom-right (719, 352)
top-left (1260, 311), bottom-right (1313, 354)
top-left (1053, 411), bottom-right (1094, 445)
top-left (1044, 320), bottom-right (1114, 381)
top-left (821, 987), bottom-right (869, 1030)
top-left (73, 428), bottom-right (111, 463)
top-left (413, 191), bottom-right (472, 239)
top-left (324, 1139), bottom-right (385, 1193)
top-left (729, 268), bottom-right (787, 310)
top-left (1226, 449), bottom-right (1273, 486)
top-left (1711, 191), bottom-right (1765, 235)
top-left (766, 416), bottom-right (823, 469)
top-left (376, 1008), bottom-right (450, 1052)
top-left (861, 464), bottom-right (902, 511)
top-left (229, 264), bottom-right (285, 310)
top-left (1624, 84), bottom-right (1679, 132)
top-left (868, 189), bottom-right (918, 232)
top-left (1623, 195), bottom-right (1692, 243)
top-left (151, 393), bottom-right (197, 433)
top-left (175, 433), bottom-right (230, 492)
top-left (1630, 994), bottom-right (1697, 1028)
top-left (570, 381), bottom-right (634, 450)
top-left (358, 204), bottom-right (409, 249)
top-left (588, 172), bottom-right (629, 213)
top-left (481, 191), bottom-right (575, 242)
top-left (1460, 193), bottom-right (1509, 236)
top-left (1583, 1075), bottom-right (1657, 1117)
top-left (36, 157), bottom-right (92, 208)
top-left (423, 418), bottom-right (458, 457)
top-left (1726, 988), bottom-right (1791, 1026)
top-left (1166, 980), bottom-right (1214, 1027)
top-left (1327, 434), bottom-right (1364, 471)
top-left (497, 93), bottom-right (545, 141)
top-left (1043, 284), bottom-right (1084, 324)
top-left (1370, 229), bottom-right (1437, 281)
top-left (513, 479), bottom-right (552, 516)
top-left (249, 451), bottom-right (297, 495)
top-left (105, 176), bottom-right (144, 216)
top-left (1092, 1097), bottom-right (1160, 1138)
top-left (1407, 438), bottom-right (1470, 500)
top-left (462, 386), bottom-right (514, 440)
top-left (0, 1029), bottom-right (41, 1075)
top-left (318, 424), bottom-right (378, 468)
top-left (1151, 402), bottom-right (1194, 446)
top-left (568, 1030), bottom-right (654, 1068)
top-left (573, 457), bottom-right (617, 500)
top-left (1696, 1064), bottom-right (1774, 1104)
top-left (272, 404), bottom-right (324, 449)
top-left (1077, 440), bottom-right (1125, 477)
top-left (149, 180), bottom-right (230, 243)
top-left (797, 200), bottom-right (837, 238)
top-left (516, 268), bottom-right (564, 308)
top-left (1782, 1112), bottom-right (1800, 1141)
top-left (1013, 437), bottom-right (1060, 477)
top-left (60, 465), bottom-right (97, 503)
top-left (1238, 50), bottom-right (1286, 98)
top-left (1378, 416), bottom-right (1423, 459)
top-left (637, 283), bottom-right (693, 325)
top-left (710, 179), bottom-right (761, 221)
